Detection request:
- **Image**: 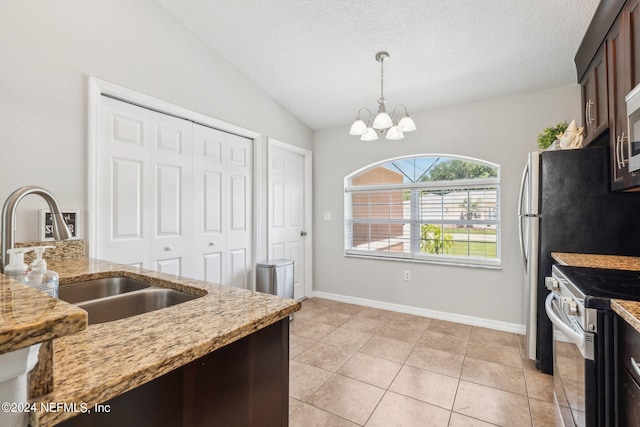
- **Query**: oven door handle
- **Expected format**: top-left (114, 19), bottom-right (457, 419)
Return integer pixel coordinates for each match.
top-left (544, 293), bottom-right (584, 349)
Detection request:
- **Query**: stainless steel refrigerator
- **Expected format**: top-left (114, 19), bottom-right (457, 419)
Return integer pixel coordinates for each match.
top-left (518, 146), bottom-right (640, 374)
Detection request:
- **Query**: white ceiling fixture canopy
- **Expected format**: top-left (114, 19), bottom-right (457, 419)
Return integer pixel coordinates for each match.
top-left (350, 51), bottom-right (416, 141)
top-left (155, 0), bottom-right (600, 131)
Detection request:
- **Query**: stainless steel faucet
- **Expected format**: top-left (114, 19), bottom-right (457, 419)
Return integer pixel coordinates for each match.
top-left (1, 186), bottom-right (72, 272)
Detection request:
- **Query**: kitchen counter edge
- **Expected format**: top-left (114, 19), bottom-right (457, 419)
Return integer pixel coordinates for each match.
top-left (0, 276), bottom-right (87, 355)
top-left (611, 300), bottom-right (640, 333)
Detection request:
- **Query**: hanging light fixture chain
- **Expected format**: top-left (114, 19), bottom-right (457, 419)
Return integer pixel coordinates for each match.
top-left (375, 51), bottom-right (389, 102)
top-left (380, 53), bottom-right (384, 100)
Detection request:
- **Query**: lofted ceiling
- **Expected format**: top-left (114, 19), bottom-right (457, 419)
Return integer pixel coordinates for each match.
top-left (155, 0), bottom-right (600, 131)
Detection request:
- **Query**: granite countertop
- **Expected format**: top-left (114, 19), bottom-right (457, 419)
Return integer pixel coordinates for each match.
top-left (552, 252), bottom-right (640, 334)
top-left (551, 252), bottom-right (640, 271)
top-left (611, 299), bottom-right (640, 333)
top-left (28, 258), bottom-right (300, 427)
top-left (0, 276), bottom-right (87, 355)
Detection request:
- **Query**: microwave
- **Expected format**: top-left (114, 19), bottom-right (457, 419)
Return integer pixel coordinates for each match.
top-left (626, 83), bottom-right (640, 172)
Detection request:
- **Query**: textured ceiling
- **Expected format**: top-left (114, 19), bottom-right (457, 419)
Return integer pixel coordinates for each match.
top-left (155, 0), bottom-right (600, 131)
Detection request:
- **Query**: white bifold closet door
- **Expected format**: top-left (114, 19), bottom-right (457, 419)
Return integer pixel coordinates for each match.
top-left (97, 96), bottom-right (252, 287)
top-left (192, 124), bottom-right (252, 288)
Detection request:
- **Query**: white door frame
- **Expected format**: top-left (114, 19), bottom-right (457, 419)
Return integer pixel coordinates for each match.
top-left (267, 138), bottom-right (313, 299)
top-left (87, 77), bottom-right (265, 284)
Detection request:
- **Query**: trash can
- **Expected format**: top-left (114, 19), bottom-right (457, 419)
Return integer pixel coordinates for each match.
top-left (256, 259), bottom-right (294, 299)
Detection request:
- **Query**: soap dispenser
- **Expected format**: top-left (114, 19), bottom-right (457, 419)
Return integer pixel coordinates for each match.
top-left (22, 246), bottom-right (59, 297)
top-left (3, 248), bottom-right (33, 282)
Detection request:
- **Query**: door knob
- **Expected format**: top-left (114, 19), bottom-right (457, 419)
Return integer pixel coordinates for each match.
top-left (164, 245), bottom-right (173, 251)
top-left (300, 231), bottom-right (307, 237)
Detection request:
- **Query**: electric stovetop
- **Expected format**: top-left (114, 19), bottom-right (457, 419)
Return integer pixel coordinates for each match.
top-left (554, 265), bottom-right (640, 309)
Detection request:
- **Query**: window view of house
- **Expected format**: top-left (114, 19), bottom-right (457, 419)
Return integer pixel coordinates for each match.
top-left (345, 155), bottom-right (500, 267)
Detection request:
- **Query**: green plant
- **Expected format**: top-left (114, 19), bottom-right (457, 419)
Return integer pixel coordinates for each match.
top-left (421, 159), bottom-right (498, 181)
top-left (420, 224), bottom-right (453, 254)
top-left (537, 121), bottom-right (568, 149)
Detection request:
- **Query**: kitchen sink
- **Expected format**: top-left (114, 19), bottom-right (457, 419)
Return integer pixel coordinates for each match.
top-left (74, 287), bottom-right (199, 325)
top-left (59, 277), bottom-right (152, 303)
top-left (58, 277), bottom-right (201, 325)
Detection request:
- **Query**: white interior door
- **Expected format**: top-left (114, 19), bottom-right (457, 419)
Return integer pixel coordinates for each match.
top-left (268, 141), bottom-right (311, 299)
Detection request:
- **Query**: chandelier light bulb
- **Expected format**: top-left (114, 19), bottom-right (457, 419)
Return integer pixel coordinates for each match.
top-left (398, 115), bottom-right (417, 132)
top-left (386, 125), bottom-right (404, 140)
top-left (373, 111), bottom-right (393, 130)
top-left (360, 127), bottom-right (378, 141)
top-left (349, 119), bottom-right (368, 135)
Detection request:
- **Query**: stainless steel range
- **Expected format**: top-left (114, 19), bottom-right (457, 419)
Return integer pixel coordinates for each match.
top-left (546, 264), bottom-right (624, 426)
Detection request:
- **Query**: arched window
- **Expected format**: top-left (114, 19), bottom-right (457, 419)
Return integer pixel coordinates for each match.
top-left (344, 155), bottom-right (500, 267)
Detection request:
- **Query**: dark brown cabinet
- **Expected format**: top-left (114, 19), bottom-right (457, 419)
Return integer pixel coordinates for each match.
top-left (581, 44), bottom-right (609, 146)
top-left (58, 319), bottom-right (291, 427)
top-left (612, 0), bottom-right (640, 190)
top-left (577, 0), bottom-right (640, 190)
top-left (607, 17), bottom-right (630, 189)
top-left (627, 0), bottom-right (640, 87)
top-left (616, 315), bottom-right (640, 426)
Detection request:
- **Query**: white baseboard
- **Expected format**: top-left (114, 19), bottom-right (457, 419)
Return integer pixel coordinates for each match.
top-left (311, 291), bottom-right (526, 335)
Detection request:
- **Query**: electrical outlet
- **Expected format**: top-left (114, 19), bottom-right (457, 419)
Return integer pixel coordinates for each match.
top-left (404, 270), bottom-right (411, 281)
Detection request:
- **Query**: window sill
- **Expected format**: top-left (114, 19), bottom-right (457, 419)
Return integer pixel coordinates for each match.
top-left (344, 252), bottom-right (502, 270)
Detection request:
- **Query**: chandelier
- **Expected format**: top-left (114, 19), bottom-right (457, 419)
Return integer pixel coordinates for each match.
top-left (349, 51), bottom-right (416, 141)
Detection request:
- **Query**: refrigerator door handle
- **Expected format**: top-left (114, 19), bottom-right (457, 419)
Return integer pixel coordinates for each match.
top-left (518, 162), bottom-right (529, 269)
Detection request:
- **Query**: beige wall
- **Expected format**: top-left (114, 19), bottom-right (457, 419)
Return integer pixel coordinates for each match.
top-left (312, 84), bottom-right (582, 327)
top-left (0, 0), bottom-right (311, 244)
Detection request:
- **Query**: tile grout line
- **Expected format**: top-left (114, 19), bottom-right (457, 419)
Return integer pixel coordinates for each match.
top-left (334, 306), bottom-right (389, 426)
top-left (291, 304), bottom-right (384, 425)
top-left (519, 336), bottom-right (536, 427)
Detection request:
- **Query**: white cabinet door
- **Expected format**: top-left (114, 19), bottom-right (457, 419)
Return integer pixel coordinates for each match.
top-left (193, 124), bottom-right (252, 288)
top-left (268, 144), bottom-right (306, 299)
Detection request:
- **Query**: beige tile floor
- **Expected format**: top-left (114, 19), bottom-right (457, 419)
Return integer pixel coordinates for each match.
top-left (289, 298), bottom-right (555, 427)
